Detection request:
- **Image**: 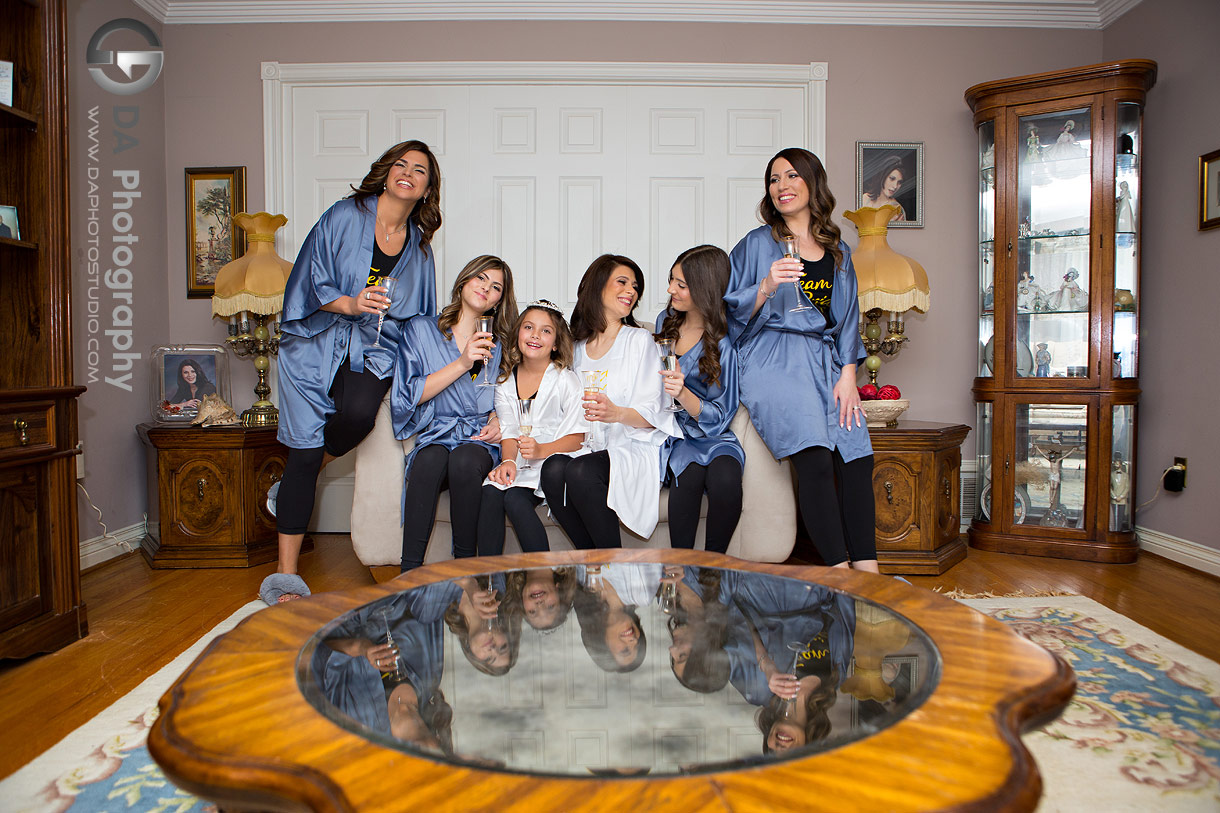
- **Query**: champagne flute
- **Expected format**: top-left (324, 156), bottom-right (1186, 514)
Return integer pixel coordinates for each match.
top-left (782, 640), bottom-right (807, 716)
top-left (581, 369), bottom-right (607, 449)
top-left (381, 607), bottom-right (404, 679)
top-left (655, 337), bottom-right (683, 412)
top-left (516, 398), bottom-right (535, 470)
top-left (782, 235), bottom-right (811, 313)
top-left (474, 314), bottom-right (496, 386)
top-left (370, 275), bottom-right (397, 348)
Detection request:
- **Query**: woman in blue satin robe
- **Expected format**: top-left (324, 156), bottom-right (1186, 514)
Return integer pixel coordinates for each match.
top-left (654, 245), bottom-right (744, 553)
top-left (392, 256), bottom-right (519, 572)
top-left (725, 147), bottom-right (878, 573)
top-left (264, 140), bottom-right (441, 605)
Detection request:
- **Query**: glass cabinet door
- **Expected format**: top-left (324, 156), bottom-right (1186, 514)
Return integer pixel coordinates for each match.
top-left (1113, 102), bottom-right (1141, 379)
top-left (1012, 403), bottom-right (1088, 529)
top-left (979, 120), bottom-right (996, 379)
top-left (1110, 404), bottom-right (1135, 532)
top-left (1015, 107), bottom-right (1092, 381)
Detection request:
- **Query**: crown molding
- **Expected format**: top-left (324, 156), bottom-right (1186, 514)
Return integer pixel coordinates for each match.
top-left (131, 0), bottom-right (1142, 29)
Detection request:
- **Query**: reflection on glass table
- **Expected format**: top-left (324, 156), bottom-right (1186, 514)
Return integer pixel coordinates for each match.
top-left (300, 564), bottom-right (940, 778)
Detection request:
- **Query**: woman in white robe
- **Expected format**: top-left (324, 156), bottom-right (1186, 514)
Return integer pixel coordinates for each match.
top-left (540, 255), bottom-right (680, 547)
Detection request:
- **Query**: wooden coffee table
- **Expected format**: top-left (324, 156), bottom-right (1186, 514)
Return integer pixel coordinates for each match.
top-left (149, 550), bottom-right (1073, 811)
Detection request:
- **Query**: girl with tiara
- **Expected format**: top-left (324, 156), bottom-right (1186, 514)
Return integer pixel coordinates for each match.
top-left (478, 300), bottom-right (589, 556)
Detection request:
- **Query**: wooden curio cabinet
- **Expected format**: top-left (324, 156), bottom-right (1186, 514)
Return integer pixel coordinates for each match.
top-left (965, 61), bottom-right (1156, 563)
top-left (0, 0), bottom-right (87, 658)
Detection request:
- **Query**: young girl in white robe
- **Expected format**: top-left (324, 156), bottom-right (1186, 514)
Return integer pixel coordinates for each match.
top-left (478, 300), bottom-right (588, 555)
top-left (540, 255), bottom-right (681, 548)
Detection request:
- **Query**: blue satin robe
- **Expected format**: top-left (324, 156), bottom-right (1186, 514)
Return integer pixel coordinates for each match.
top-left (653, 314), bottom-right (745, 480)
top-left (725, 225), bottom-right (871, 463)
top-left (724, 578), bottom-right (856, 705)
top-left (277, 197), bottom-right (436, 449)
top-left (391, 315), bottom-right (502, 474)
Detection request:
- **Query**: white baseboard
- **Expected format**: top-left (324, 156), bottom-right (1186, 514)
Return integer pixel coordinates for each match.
top-left (79, 521), bottom-right (147, 571)
top-left (1138, 526), bottom-right (1220, 578)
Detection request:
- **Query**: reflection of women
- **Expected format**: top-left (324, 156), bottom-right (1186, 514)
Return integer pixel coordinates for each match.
top-left (263, 140), bottom-right (441, 606)
top-left (167, 358), bottom-right (217, 410)
top-left (573, 564), bottom-right (656, 672)
top-left (667, 566), bottom-right (732, 693)
top-left (859, 155), bottom-right (908, 222)
top-left (726, 148), bottom-right (878, 572)
top-left (502, 567), bottom-right (578, 631)
top-left (725, 580), bottom-right (855, 755)
top-left (654, 245), bottom-right (744, 553)
top-left (442, 575), bottom-right (521, 676)
top-left (540, 256), bottom-right (680, 548)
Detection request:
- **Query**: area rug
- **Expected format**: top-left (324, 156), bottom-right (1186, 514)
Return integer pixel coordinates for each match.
top-left (2, 596), bottom-right (1217, 812)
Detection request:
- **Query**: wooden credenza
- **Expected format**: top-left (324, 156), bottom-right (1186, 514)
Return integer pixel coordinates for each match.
top-left (869, 421), bottom-right (971, 575)
top-left (138, 423), bottom-right (288, 568)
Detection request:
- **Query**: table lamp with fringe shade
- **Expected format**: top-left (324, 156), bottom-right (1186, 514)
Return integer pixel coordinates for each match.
top-left (211, 212), bottom-right (293, 427)
top-left (844, 204), bottom-right (930, 425)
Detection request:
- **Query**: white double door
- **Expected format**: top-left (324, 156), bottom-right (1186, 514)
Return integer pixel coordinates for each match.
top-left (289, 81), bottom-right (808, 318)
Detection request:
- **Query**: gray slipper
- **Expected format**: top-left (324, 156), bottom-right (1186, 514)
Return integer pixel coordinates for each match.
top-left (265, 480), bottom-right (280, 517)
top-left (260, 573), bottom-right (311, 605)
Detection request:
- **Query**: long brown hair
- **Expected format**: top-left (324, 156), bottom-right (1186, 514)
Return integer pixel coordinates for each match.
top-left (760, 147), bottom-right (843, 271)
top-left (570, 254), bottom-right (644, 342)
top-left (655, 245), bottom-right (730, 388)
top-left (499, 304), bottom-right (575, 383)
top-left (437, 255), bottom-right (520, 380)
top-left (348, 139), bottom-right (442, 252)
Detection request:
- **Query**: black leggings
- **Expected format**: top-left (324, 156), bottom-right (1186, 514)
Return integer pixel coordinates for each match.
top-left (277, 361), bottom-right (391, 534)
top-left (789, 447), bottom-right (876, 566)
top-left (540, 452), bottom-right (622, 549)
top-left (667, 456), bottom-right (743, 553)
top-left (401, 443), bottom-right (495, 571)
top-left (477, 485), bottom-right (549, 556)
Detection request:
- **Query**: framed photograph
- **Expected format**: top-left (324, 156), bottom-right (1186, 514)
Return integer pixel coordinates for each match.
top-left (850, 654), bottom-right (920, 729)
top-left (185, 166), bottom-right (246, 299)
top-left (856, 142), bottom-right (924, 228)
top-left (151, 344), bottom-right (230, 423)
top-left (0, 204), bottom-right (20, 241)
top-left (1200, 148), bottom-right (1220, 231)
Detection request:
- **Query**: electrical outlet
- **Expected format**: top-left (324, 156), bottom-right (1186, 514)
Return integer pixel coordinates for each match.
top-left (1174, 456), bottom-right (1187, 488)
top-left (75, 441), bottom-right (84, 480)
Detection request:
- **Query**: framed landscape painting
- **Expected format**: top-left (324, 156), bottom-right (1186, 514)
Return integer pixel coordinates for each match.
top-left (186, 166), bottom-right (246, 298)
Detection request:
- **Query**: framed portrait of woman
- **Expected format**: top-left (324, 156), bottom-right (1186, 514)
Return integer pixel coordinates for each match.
top-left (151, 344), bottom-right (230, 423)
top-left (856, 142), bottom-right (924, 228)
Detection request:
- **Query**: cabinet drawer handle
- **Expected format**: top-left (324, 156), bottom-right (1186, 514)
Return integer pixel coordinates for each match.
top-left (14, 420), bottom-right (29, 446)
top-left (197, 478), bottom-right (208, 499)
top-left (884, 481), bottom-right (894, 504)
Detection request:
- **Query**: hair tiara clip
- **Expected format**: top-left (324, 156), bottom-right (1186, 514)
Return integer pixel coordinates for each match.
top-left (526, 299), bottom-right (565, 317)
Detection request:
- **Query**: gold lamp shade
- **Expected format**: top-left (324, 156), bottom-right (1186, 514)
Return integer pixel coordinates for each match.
top-left (211, 212), bottom-right (292, 428)
top-left (844, 205), bottom-right (930, 315)
top-left (211, 212), bottom-right (292, 317)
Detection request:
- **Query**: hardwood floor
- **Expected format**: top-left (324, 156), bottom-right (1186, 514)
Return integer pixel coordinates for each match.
top-left (1, 535), bottom-right (1217, 782)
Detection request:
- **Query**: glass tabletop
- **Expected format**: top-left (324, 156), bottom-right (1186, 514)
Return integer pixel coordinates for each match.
top-left (298, 564), bottom-right (940, 777)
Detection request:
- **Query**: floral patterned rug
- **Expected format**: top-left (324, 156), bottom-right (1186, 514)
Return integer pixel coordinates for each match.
top-left (2, 596), bottom-right (1217, 812)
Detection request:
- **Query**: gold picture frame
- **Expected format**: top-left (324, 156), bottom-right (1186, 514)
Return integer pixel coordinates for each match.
top-left (185, 166), bottom-right (246, 298)
top-left (1200, 148), bottom-right (1220, 231)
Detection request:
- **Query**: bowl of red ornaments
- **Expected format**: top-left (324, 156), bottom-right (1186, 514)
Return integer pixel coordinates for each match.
top-left (857, 384), bottom-right (908, 428)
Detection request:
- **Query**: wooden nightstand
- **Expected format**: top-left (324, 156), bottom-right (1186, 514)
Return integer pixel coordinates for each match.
top-left (868, 421), bottom-right (971, 575)
top-left (138, 423), bottom-right (290, 568)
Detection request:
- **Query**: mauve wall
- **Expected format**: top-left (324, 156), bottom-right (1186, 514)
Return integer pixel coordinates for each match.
top-left (1103, 0), bottom-right (1220, 551)
top-left (73, 10), bottom-right (1213, 554)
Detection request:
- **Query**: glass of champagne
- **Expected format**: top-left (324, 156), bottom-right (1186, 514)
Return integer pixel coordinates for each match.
top-left (581, 369), bottom-right (607, 449)
top-left (516, 398), bottom-right (535, 470)
top-left (782, 235), bottom-right (811, 313)
top-left (655, 337), bottom-right (683, 412)
top-left (474, 314), bottom-right (496, 386)
top-left (370, 275), bottom-right (397, 348)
